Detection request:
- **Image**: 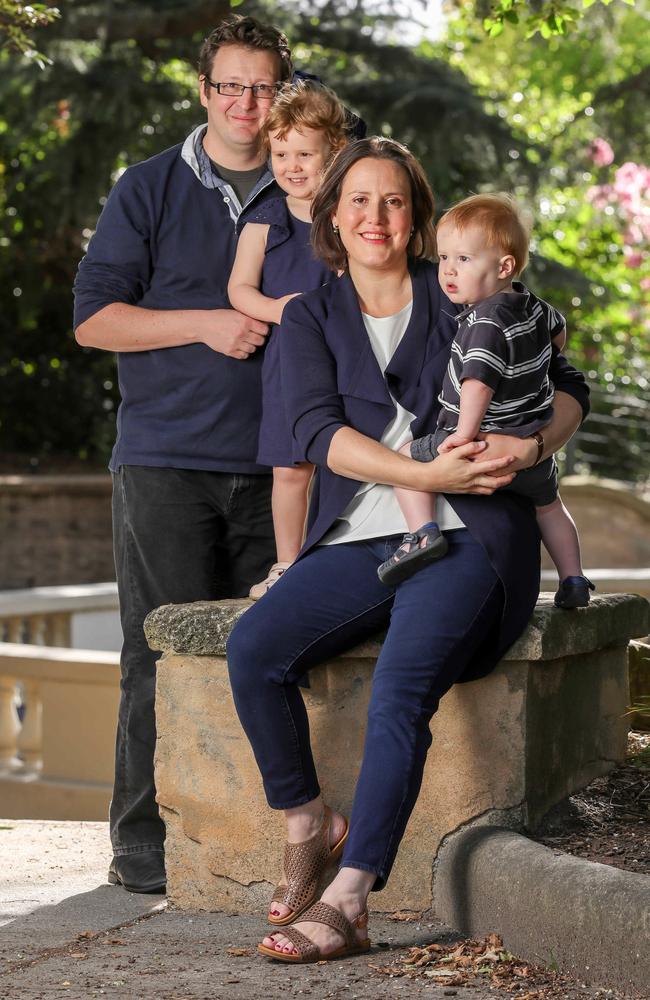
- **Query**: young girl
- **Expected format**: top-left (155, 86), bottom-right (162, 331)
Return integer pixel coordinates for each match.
top-left (228, 80), bottom-right (348, 600)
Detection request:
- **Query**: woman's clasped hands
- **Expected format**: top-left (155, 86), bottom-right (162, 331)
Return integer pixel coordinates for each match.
top-left (414, 438), bottom-right (517, 496)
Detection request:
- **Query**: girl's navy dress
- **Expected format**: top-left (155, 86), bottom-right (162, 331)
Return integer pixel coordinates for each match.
top-left (248, 197), bottom-right (332, 467)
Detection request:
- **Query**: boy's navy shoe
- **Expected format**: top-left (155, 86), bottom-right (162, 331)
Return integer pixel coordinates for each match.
top-left (108, 851), bottom-right (166, 894)
top-left (554, 575), bottom-right (595, 610)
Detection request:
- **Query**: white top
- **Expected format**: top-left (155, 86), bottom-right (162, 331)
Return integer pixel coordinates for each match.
top-left (322, 302), bottom-right (465, 546)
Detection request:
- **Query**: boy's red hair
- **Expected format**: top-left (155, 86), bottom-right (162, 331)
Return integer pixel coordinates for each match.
top-left (438, 193), bottom-right (531, 276)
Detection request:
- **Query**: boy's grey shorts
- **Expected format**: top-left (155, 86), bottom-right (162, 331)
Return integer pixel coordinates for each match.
top-left (410, 429), bottom-right (559, 508)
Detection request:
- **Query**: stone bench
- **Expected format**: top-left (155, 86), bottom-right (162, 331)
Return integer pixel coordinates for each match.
top-left (145, 593), bottom-right (649, 915)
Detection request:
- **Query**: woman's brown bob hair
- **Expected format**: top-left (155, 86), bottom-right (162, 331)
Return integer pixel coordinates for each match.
top-left (311, 137), bottom-right (436, 272)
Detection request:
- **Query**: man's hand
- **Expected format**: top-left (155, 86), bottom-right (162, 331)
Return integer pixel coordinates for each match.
top-left (198, 309), bottom-right (269, 359)
top-left (437, 433), bottom-right (473, 454)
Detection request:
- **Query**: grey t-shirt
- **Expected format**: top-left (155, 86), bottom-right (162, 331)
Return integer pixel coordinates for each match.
top-left (210, 160), bottom-right (267, 207)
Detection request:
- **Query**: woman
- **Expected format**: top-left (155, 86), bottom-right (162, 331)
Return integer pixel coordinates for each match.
top-left (227, 138), bottom-right (588, 963)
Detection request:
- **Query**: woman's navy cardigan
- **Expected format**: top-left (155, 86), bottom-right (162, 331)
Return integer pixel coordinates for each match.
top-left (280, 260), bottom-right (589, 680)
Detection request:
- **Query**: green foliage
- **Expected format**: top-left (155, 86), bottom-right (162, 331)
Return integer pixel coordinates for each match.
top-left (449, 0), bottom-right (635, 39)
top-left (252, 0), bottom-right (535, 204)
top-left (0, 6), bottom-right (203, 463)
top-left (0, 1), bottom-right (60, 66)
top-left (442, 3), bottom-right (650, 387)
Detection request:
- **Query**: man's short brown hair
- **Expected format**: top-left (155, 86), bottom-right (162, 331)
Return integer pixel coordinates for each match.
top-left (198, 14), bottom-right (293, 90)
top-left (311, 137), bottom-right (436, 272)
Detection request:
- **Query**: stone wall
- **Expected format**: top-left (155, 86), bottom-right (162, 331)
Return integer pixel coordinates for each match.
top-left (145, 592), bottom-right (649, 916)
top-left (1, 473), bottom-right (647, 590)
top-left (0, 476), bottom-right (114, 589)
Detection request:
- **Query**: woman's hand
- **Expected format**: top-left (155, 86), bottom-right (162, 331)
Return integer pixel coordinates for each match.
top-left (436, 432), bottom-right (473, 454)
top-left (475, 432), bottom-right (538, 474)
top-left (477, 392), bottom-right (584, 476)
top-left (328, 428), bottom-right (517, 494)
top-left (415, 440), bottom-right (517, 495)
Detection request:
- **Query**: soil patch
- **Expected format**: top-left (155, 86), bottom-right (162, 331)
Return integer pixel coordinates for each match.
top-left (534, 730), bottom-right (650, 874)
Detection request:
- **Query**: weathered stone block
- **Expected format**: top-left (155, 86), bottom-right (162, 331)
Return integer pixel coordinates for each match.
top-left (146, 593), bottom-right (649, 914)
top-left (628, 639), bottom-right (650, 731)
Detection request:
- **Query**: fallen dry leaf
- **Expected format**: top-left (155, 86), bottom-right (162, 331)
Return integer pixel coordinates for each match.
top-left (367, 933), bottom-right (621, 999)
top-left (387, 910), bottom-right (418, 921)
top-left (225, 947), bottom-right (251, 957)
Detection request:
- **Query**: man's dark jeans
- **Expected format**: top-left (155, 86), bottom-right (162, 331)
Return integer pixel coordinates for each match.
top-left (110, 465), bottom-right (275, 856)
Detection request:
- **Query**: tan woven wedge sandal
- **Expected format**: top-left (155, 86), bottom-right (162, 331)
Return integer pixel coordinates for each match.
top-left (259, 901), bottom-right (371, 963)
top-left (268, 807), bottom-right (349, 927)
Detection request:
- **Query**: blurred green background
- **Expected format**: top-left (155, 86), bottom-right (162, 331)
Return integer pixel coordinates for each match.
top-left (1, 0), bottom-right (648, 480)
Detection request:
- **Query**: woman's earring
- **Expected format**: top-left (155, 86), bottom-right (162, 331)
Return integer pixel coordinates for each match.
top-left (332, 223), bottom-right (339, 234)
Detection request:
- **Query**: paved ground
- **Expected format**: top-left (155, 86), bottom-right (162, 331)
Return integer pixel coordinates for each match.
top-left (0, 820), bottom-right (638, 1000)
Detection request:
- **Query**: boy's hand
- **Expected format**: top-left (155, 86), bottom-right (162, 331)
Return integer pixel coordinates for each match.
top-left (437, 433), bottom-right (474, 454)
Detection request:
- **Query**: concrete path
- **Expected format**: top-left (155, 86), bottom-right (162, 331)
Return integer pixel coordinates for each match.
top-left (0, 820), bottom-right (636, 1000)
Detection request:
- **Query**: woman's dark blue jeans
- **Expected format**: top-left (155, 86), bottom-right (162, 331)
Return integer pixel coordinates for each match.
top-left (227, 529), bottom-right (503, 890)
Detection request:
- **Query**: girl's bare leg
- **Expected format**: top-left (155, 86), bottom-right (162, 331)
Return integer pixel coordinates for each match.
top-left (272, 463), bottom-right (314, 563)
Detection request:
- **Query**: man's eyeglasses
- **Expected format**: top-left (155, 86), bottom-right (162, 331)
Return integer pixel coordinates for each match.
top-left (203, 78), bottom-right (279, 100)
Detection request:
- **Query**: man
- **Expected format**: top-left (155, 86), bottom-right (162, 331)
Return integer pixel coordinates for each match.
top-left (73, 16), bottom-right (292, 894)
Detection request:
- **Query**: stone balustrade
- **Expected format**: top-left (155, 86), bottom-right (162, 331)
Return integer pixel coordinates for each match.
top-left (0, 583), bottom-right (121, 651)
top-left (145, 592), bottom-right (649, 916)
top-left (0, 642), bottom-right (120, 819)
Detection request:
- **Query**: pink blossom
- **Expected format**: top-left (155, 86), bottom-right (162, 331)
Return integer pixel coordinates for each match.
top-left (624, 225), bottom-right (644, 247)
top-left (586, 184), bottom-right (613, 210)
top-left (613, 163), bottom-right (650, 214)
top-left (588, 160), bottom-right (650, 253)
top-left (640, 278), bottom-right (650, 292)
top-left (588, 138), bottom-right (614, 167)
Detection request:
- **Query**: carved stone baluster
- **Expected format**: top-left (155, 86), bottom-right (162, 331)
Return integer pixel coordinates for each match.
top-left (6, 617), bottom-right (24, 643)
top-left (0, 676), bottom-right (20, 768)
top-left (27, 615), bottom-right (47, 645)
top-left (47, 613), bottom-right (71, 647)
top-left (16, 679), bottom-right (43, 772)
